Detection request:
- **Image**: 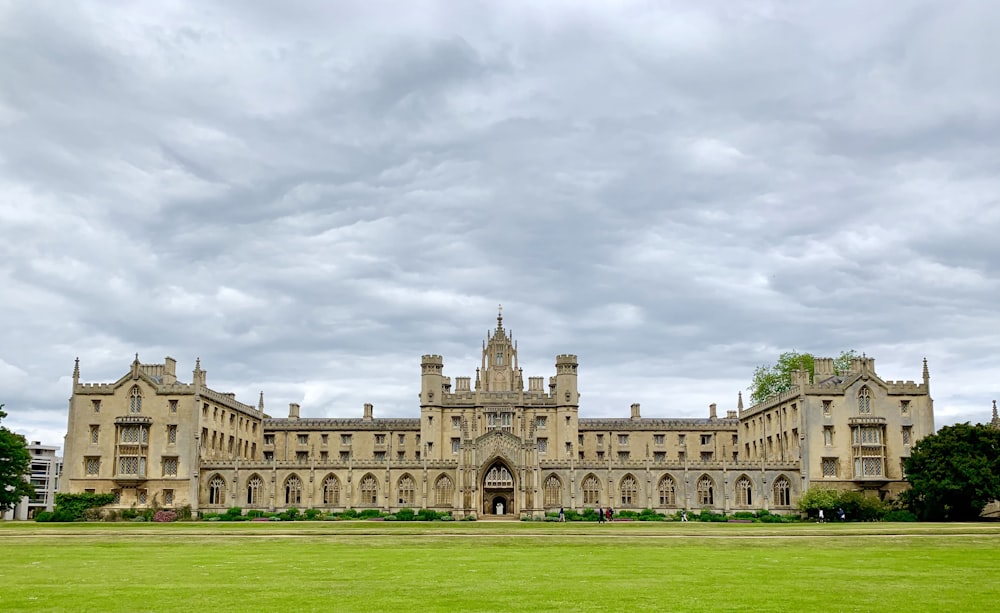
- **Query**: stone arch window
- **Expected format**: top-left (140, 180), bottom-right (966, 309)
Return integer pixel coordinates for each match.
top-left (398, 474), bottom-right (416, 506)
top-left (285, 475), bottom-right (302, 506)
top-left (484, 464), bottom-right (513, 488)
top-left (360, 474), bottom-right (379, 506)
top-left (619, 474), bottom-right (638, 507)
top-left (129, 386), bottom-right (142, 414)
top-left (736, 475), bottom-right (753, 506)
top-left (657, 475), bottom-right (676, 506)
top-left (246, 475), bottom-right (263, 506)
top-left (697, 475), bottom-right (714, 507)
top-left (322, 475), bottom-right (340, 506)
top-left (434, 474), bottom-right (454, 507)
top-left (208, 474), bottom-right (226, 505)
top-left (543, 474), bottom-right (561, 508)
top-left (582, 474), bottom-right (601, 505)
top-left (773, 475), bottom-right (791, 506)
top-left (858, 387), bottom-right (871, 414)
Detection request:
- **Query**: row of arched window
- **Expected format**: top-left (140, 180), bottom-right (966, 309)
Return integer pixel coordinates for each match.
top-left (205, 473), bottom-right (456, 507)
top-left (545, 473), bottom-right (793, 508)
top-left (206, 472), bottom-right (793, 509)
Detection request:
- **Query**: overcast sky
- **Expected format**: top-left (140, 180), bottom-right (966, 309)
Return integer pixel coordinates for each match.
top-left (2, 1), bottom-right (998, 449)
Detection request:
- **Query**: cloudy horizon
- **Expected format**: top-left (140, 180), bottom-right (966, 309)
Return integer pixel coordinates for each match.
top-left (2, 1), bottom-right (998, 449)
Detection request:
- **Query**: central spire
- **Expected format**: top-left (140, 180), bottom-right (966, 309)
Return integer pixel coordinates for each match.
top-left (481, 305), bottom-right (518, 391)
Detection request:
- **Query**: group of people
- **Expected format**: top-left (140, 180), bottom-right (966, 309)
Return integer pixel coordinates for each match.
top-left (596, 507), bottom-right (616, 523)
top-left (817, 508), bottom-right (847, 523)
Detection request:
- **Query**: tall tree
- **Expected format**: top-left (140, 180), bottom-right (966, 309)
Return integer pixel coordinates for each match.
top-left (748, 350), bottom-right (859, 405)
top-left (902, 422), bottom-right (1000, 521)
top-left (0, 404), bottom-right (35, 513)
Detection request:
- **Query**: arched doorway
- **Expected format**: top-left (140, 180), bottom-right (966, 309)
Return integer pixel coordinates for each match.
top-left (482, 460), bottom-right (515, 516)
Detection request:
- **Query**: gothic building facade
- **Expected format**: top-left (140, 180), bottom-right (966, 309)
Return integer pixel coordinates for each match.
top-left (60, 311), bottom-right (935, 518)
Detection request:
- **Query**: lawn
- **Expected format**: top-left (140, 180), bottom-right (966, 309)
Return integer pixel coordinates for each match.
top-left (1, 522), bottom-right (998, 612)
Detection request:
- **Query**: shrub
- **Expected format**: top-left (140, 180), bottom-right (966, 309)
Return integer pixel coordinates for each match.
top-left (303, 508), bottom-right (321, 520)
top-left (883, 509), bottom-right (917, 522)
top-left (440, 514), bottom-right (455, 521)
top-left (462, 514), bottom-right (477, 521)
top-left (417, 509), bottom-right (440, 521)
top-left (358, 509), bottom-right (382, 519)
top-left (153, 510), bottom-right (178, 523)
top-left (34, 511), bottom-right (54, 522)
top-left (225, 507), bottom-right (243, 518)
top-left (121, 509), bottom-right (138, 520)
top-left (339, 509), bottom-right (358, 519)
top-left (82, 508), bottom-right (102, 522)
top-left (177, 505), bottom-right (192, 521)
top-left (396, 508), bottom-right (415, 521)
top-left (246, 509), bottom-right (265, 518)
top-left (51, 492), bottom-right (116, 521)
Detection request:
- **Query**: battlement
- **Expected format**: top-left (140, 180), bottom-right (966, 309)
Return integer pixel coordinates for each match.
top-left (421, 354), bottom-right (443, 364)
top-left (555, 354), bottom-right (578, 364)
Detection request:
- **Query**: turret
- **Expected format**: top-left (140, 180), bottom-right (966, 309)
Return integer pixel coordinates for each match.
top-left (193, 357), bottom-right (206, 388)
top-left (554, 354), bottom-right (578, 405)
top-left (421, 354), bottom-right (444, 406)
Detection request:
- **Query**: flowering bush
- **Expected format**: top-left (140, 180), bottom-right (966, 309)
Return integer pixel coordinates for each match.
top-left (153, 510), bottom-right (178, 523)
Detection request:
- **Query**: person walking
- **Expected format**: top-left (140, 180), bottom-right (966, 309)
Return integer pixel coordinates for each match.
top-left (598, 507), bottom-right (605, 524)
top-left (559, 507), bottom-right (565, 522)
top-left (818, 509), bottom-right (825, 523)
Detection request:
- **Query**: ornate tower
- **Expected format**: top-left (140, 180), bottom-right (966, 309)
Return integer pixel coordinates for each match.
top-left (480, 305), bottom-right (520, 392)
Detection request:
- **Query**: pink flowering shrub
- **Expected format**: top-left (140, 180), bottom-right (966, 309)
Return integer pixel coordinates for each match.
top-left (153, 510), bottom-right (178, 523)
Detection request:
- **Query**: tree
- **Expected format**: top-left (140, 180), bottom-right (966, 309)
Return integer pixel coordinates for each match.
top-left (748, 350), bottom-right (859, 405)
top-left (0, 404), bottom-right (35, 513)
top-left (902, 422), bottom-right (1000, 521)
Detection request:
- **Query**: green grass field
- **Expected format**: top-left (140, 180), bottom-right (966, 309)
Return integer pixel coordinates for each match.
top-left (2, 521), bottom-right (998, 612)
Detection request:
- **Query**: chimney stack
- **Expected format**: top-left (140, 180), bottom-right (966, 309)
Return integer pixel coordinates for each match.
top-left (363, 403), bottom-right (373, 421)
top-left (288, 403), bottom-right (300, 419)
top-left (709, 403), bottom-right (717, 419)
top-left (630, 403), bottom-right (641, 420)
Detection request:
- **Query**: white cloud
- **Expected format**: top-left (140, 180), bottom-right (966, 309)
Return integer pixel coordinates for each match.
top-left (1, 1), bottom-right (998, 446)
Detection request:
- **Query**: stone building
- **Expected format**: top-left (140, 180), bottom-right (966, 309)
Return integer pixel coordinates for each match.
top-left (60, 310), bottom-right (934, 518)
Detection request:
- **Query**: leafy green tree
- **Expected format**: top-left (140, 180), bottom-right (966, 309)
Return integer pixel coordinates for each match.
top-left (0, 404), bottom-right (35, 513)
top-left (749, 350), bottom-right (859, 405)
top-left (903, 422), bottom-right (1000, 521)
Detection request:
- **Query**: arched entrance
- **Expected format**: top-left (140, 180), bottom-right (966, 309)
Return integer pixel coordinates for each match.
top-left (482, 460), bottom-right (515, 516)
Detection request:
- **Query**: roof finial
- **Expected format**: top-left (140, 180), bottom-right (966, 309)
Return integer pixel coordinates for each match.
top-left (922, 357), bottom-right (929, 383)
top-left (737, 390), bottom-right (744, 411)
top-left (992, 399), bottom-right (997, 420)
top-left (195, 357), bottom-right (201, 371)
top-left (134, 352), bottom-right (140, 364)
top-left (73, 357), bottom-right (80, 382)
top-left (258, 391), bottom-right (265, 411)
top-left (497, 303), bottom-right (503, 329)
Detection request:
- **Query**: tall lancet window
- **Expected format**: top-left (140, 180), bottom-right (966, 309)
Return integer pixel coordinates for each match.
top-left (496, 352), bottom-right (503, 365)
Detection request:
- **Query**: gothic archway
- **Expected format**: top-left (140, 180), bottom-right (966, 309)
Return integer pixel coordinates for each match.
top-left (481, 460), bottom-right (515, 515)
